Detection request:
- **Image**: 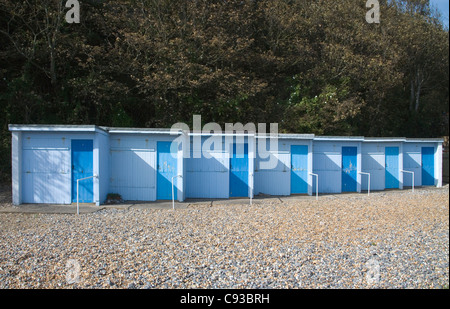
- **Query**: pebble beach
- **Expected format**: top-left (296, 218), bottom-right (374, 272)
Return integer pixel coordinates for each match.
top-left (0, 185), bottom-right (448, 289)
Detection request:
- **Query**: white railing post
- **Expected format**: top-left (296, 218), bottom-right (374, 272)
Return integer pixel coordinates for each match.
top-left (172, 175), bottom-right (183, 210)
top-left (250, 173), bottom-right (253, 206)
top-left (309, 173), bottom-right (319, 200)
top-left (358, 172), bottom-right (371, 196)
top-left (401, 170), bottom-right (414, 192)
top-left (77, 179), bottom-right (79, 215)
top-left (76, 174), bottom-right (98, 215)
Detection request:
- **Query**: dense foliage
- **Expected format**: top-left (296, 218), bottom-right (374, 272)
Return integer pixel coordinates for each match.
top-left (0, 0), bottom-right (448, 180)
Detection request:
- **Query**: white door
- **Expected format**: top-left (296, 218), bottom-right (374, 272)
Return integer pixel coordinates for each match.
top-left (22, 137), bottom-right (71, 204)
top-left (109, 137), bottom-right (157, 201)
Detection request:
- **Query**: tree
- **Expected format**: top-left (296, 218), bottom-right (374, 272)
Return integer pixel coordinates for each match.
top-left (0, 0), bottom-right (448, 180)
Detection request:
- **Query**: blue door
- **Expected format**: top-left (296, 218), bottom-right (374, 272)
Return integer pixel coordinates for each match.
top-left (422, 147), bottom-right (435, 186)
top-left (342, 147), bottom-right (357, 192)
top-left (385, 147), bottom-right (399, 189)
top-left (72, 140), bottom-right (94, 203)
top-left (157, 141), bottom-right (178, 200)
top-left (291, 145), bottom-right (308, 194)
top-left (230, 143), bottom-right (249, 197)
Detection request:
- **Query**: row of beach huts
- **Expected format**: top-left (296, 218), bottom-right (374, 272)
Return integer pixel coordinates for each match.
top-left (9, 124), bottom-right (443, 205)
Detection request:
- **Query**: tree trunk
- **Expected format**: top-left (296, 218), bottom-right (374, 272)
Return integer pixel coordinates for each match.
top-left (414, 69), bottom-right (422, 112)
top-left (50, 45), bottom-right (56, 85)
top-left (415, 84), bottom-right (421, 112)
top-left (409, 78), bottom-right (415, 111)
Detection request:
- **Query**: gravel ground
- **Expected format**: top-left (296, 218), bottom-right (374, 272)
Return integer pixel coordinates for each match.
top-left (0, 185), bottom-right (448, 289)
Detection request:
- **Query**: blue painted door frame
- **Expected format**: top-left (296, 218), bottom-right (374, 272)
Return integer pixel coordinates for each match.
top-left (291, 145), bottom-right (308, 194)
top-left (422, 147), bottom-right (435, 186)
top-left (230, 143), bottom-right (249, 197)
top-left (342, 147), bottom-right (357, 192)
top-left (385, 147), bottom-right (400, 189)
top-left (157, 141), bottom-right (178, 200)
top-left (71, 140), bottom-right (94, 203)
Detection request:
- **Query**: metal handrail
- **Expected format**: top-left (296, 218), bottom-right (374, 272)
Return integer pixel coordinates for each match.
top-left (250, 173), bottom-right (253, 205)
top-left (358, 171), bottom-right (371, 196)
top-left (172, 175), bottom-right (183, 210)
top-left (400, 170), bottom-right (415, 192)
top-left (309, 173), bottom-right (319, 200)
top-left (77, 174), bottom-right (98, 215)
